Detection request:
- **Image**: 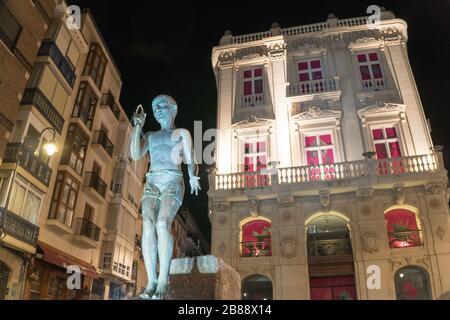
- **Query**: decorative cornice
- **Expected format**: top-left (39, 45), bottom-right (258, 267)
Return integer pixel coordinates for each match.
top-left (293, 106), bottom-right (342, 121)
top-left (357, 103), bottom-right (406, 117)
top-left (231, 115), bottom-right (275, 129)
top-left (348, 36), bottom-right (383, 51)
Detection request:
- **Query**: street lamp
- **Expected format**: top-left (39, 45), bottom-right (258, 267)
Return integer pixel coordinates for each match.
top-left (34, 127), bottom-right (58, 157)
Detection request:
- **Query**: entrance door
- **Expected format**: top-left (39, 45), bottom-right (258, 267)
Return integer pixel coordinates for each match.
top-left (310, 276), bottom-right (356, 300)
top-left (0, 261), bottom-right (10, 300)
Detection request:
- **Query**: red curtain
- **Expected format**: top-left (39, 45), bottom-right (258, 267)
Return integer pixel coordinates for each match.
top-left (385, 209), bottom-right (420, 248)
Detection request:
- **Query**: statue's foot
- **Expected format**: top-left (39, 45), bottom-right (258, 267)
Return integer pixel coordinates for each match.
top-left (151, 282), bottom-right (168, 300)
top-left (139, 281), bottom-right (157, 300)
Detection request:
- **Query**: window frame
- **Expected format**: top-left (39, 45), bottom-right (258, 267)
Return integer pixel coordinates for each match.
top-left (242, 67), bottom-right (264, 97)
top-left (356, 52), bottom-right (385, 81)
top-left (72, 81), bottom-right (98, 130)
top-left (303, 131), bottom-right (336, 166)
top-left (297, 58), bottom-right (324, 82)
top-left (61, 124), bottom-right (89, 175)
top-left (83, 43), bottom-right (108, 90)
top-left (7, 176), bottom-right (43, 225)
top-left (48, 171), bottom-right (80, 227)
top-left (371, 125), bottom-right (404, 159)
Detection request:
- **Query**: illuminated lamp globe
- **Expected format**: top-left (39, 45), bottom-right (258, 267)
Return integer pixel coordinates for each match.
top-left (43, 141), bottom-right (58, 156)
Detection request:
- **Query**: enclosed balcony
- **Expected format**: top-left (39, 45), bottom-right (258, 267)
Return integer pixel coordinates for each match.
top-left (0, 207), bottom-right (39, 247)
top-left (210, 153), bottom-right (444, 197)
top-left (91, 130), bottom-right (114, 161)
top-left (83, 172), bottom-right (107, 203)
top-left (21, 88), bottom-right (64, 133)
top-left (74, 218), bottom-right (100, 248)
top-left (2, 143), bottom-right (52, 187)
top-left (100, 93), bottom-right (121, 123)
top-left (38, 39), bottom-right (76, 88)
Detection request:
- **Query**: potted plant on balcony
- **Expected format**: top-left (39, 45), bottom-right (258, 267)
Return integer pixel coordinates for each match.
top-left (390, 223), bottom-right (418, 247)
top-left (251, 227), bottom-right (272, 256)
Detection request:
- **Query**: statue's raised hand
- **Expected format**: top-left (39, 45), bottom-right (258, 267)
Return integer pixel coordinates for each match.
top-left (189, 176), bottom-right (201, 196)
top-left (133, 105), bottom-right (146, 127)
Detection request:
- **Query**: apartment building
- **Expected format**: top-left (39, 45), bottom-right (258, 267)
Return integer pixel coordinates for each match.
top-left (0, 2), bottom-right (147, 300)
top-left (208, 11), bottom-right (450, 300)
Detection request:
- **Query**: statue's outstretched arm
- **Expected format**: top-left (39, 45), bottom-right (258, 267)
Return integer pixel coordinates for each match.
top-left (130, 120), bottom-right (149, 161)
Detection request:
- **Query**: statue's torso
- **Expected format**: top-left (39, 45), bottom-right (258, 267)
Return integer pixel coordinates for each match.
top-left (147, 129), bottom-right (183, 172)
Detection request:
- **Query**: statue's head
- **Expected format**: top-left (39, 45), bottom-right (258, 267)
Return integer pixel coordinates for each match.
top-left (151, 94), bottom-right (178, 125)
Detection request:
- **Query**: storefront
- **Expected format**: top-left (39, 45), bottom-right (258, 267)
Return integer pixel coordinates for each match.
top-left (24, 241), bottom-right (99, 300)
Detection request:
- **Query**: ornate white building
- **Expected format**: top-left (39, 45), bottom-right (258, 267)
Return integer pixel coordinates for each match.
top-left (208, 11), bottom-right (450, 300)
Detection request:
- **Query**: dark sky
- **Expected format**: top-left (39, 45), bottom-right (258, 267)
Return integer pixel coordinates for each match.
top-left (70, 0), bottom-right (450, 242)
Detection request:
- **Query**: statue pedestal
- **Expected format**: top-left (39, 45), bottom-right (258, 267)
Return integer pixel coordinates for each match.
top-left (166, 255), bottom-right (241, 300)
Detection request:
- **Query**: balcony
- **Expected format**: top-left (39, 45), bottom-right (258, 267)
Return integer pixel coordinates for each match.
top-left (287, 77), bottom-right (341, 102)
top-left (210, 153), bottom-right (444, 196)
top-left (0, 207), bottom-right (39, 247)
top-left (38, 40), bottom-right (76, 88)
top-left (389, 230), bottom-right (422, 249)
top-left (240, 241), bottom-right (272, 257)
top-left (100, 93), bottom-right (121, 122)
top-left (307, 232), bottom-right (353, 264)
top-left (362, 78), bottom-right (386, 92)
top-left (2, 143), bottom-right (52, 187)
top-left (21, 88), bottom-right (64, 133)
top-left (84, 172), bottom-right (107, 203)
top-left (242, 93), bottom-right (265, 108)
top-left (74, 218), bottom-right (100, 248)
top-left (91, 130), bottom-right (114, 161)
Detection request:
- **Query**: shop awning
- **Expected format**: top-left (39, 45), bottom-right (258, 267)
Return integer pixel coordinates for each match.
top-left (37, 241), bottom-right (99, 279)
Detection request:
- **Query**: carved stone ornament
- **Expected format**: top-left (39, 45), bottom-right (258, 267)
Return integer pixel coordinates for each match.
top-left (282, 211), bottom-right (292, 222)
top-left (281, 237), bottom-right (297, 259)
top-left (319, 190), bottom-right (330, 212)
top-left (425, 182), bottom-right (443, 195)
top-left (360, 205), bottom-right (371, 215)
top-left (429, 198), bottom-right (442, 210)
top-left (249, 198), bottom-right (260, 217)
top-left (293, 106), bottom-right (342, 121)
top-left (232, 115), bottom-right (274, 129)
top-left (217, 215), bottom-right (228, 225)
top-left (436, 226), bottom-right (445, 241)
top-left (210, 201), bottom-right (231, 213)
top-left (393, 185), bottom-right (405, 205)
top-left (277, 194), bottom-right (294, 207)
top-left (348, 36), bottom-right (382, 51)
top-left (361, 231), bottom-right (379, 254)
top-left (357, 188), bottom-right (373, 201)
top-left (357, 103), bottom-right (406, 118)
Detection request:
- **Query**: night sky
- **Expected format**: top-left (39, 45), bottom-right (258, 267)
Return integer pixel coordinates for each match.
top-left (70, 0), bottom-right (450, 242)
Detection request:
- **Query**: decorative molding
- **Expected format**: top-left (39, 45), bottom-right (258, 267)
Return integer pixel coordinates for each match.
top-left (436, 226), bottom-right (445, 241)
top-left (249, 198), bottom-right (260, 217)
top-left (293, 106), bottom-right (342, 121)
top-left (210, 200), bottom-right (231, 213)
top-left (393, 185), bottom-right (405, 205)
top-left (361, 231), bottom-right (379, 254)
top-left (424, 182), bottom-right (443, 195)
top-left (429, 198), bottom-right (442, 210)
top-left (217, 51), bottom-right (235, 68)
top-left (235, 46), bottom-right (268, 62)
top-left (357, 188), bottom-right (373, 201)
top-left (282, 211), bottom-right (292, 222)
top-left (217, 215), bottom-right (228, 225)
top-left (280, 236), bottom-right (297, 259)
top-left (319, 190), bottom-right (330, 212)
top-left (231, 115), bottom-right (275, 129)
top-left (277, 195), bottom-right (294, 207)
top-left (348, 36), bottom-right (383, 51)
top-left (360, 205), bottom-right (372, 215)
top-left (357, 102), bottom-right (406, 118)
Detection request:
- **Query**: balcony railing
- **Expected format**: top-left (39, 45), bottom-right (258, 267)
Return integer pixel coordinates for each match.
top-left (362, 78), bottom-right (386, 92)
top-left (213, 153), bottom-right (440, 191)
top-left (101, 93), bottom-right (121, 120)
top-left (0, 207), bottom-right (39, 246)
top-left (242, 93), bottom-right (265, 108)
top-left (84, 172), bottom-right (107, 198)
top-left (288, 78), bottom-right (338, 96)
top-left (38, 40), bottom-right (76, 87)
top-left (307, 238), bottom-right (353, 259)
top-left (3, 143), bottom-right (52, 187)
top-left (21, 88), bottom-right (64, 133)
top-left (75, 218), bottom-right (100, 242)
top-left (92, 130), bottom-right (114, 157)
top-left (240, 240), bottom-right (272, 257)
top-left (388, 230), bottom-right (422, 248)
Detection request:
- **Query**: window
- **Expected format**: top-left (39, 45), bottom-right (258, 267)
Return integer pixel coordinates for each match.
top-left (241, 219), bottom-right (272, 257)
top-left (304, 133), bottom-right (335, 181)
top-left (53, 24), bottom-right (80, 68)
top-left (372, 127), bottom-right (401, 159)
top-left (83, 203), bottom-right (94, 221)
top-left (72, 82), bottom-right (98, 129)
top-left (83, 43), bottom-right (107, 90)
top-left (395, 267), bottom-right (431, 300)
top-left (102, 253), bottom-right (112, 270)
top-left (8, 177), bottom-right (42, 224)
top-left (243, 139), bottom-right (268, 187)
top-left (61, 124), bottom-right (88, 175)
top-left (38, 66), bottom-right (68, 115)
top-left (243, 68), bottom-right (263, 96)
top-left (0, 1), bottom-right (22, 49)
top-left (385, 208), bottom-right (421, 248)
top-left (48, 171), bottom-right (80, 227)
top-left (357, 52), bottom-right (385, 90)
top-left (298, 59), bottom-right (323, 82)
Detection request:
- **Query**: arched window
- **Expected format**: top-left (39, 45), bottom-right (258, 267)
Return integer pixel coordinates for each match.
top-left (395, 267), bottom-right (431, 300)
top-left (385, 208), bottom-right (421, 248)
top-left (242, 275), bottom-right (273, 300)
top-left (241, 219), bottom-right (271, 257)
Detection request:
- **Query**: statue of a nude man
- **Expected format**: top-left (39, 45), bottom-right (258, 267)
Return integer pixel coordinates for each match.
top-left (129, 95), bottom-right (200, 300)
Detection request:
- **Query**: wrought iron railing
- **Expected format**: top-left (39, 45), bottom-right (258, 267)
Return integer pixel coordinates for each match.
top-left (240, 240), bottom-right (272, 257)
top-left (38, 39), bottom-right (76, 87)
top-left (75, 218), bottom-right (100, 242)
top-left (101, 93), bottom-right (121, 120)
top-left (84, 172), bottom-right (107, 198)
top-left (388, 230), bottom-right (421, 248)
top-left (21, 88), bottom-right (64, 133)
top-left (3, 143), bottom-right (52, 186)
top-left (92, 130), bottom-right (114, 157)
top-left (0, 207), bottom-right (39, 246)
top-left (307, 238), bottom-right (353, 258)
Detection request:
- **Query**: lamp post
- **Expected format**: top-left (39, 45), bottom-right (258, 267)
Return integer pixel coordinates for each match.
top-left (34, 127), bottom-right (58, 157)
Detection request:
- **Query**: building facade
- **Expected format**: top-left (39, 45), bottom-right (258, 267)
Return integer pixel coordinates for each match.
top-left (0, 2), bottom-right (147, 300)
top-left (208, 11), bottom-right (450, 300)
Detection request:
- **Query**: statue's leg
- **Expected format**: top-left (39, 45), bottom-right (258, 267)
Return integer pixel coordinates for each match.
top-left (140, 196), bottom-right (158, 299)
top-left (152, 196), bottom-right (181, 299)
